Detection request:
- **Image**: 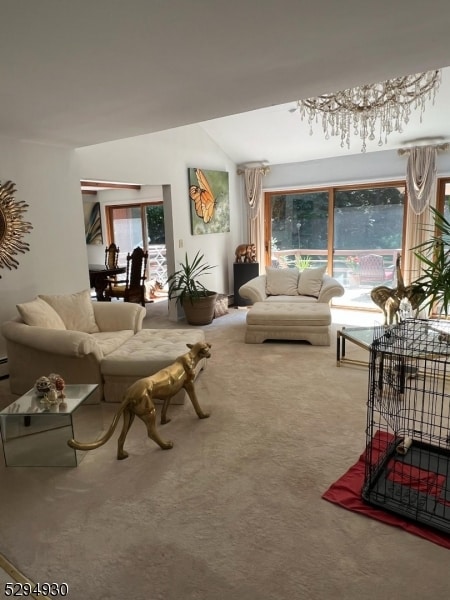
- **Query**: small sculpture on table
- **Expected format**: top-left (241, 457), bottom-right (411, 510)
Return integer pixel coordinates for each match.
top-left (34, 373), bottom-right (66, 410)
top-left (34, 376), bottom-right (53, 397)
top-left (48, 373), bottom-right (66, 398)
top-left (370, 253), bottom-right (426, 325)
top-left (234, 243), bottom-right (256, 263)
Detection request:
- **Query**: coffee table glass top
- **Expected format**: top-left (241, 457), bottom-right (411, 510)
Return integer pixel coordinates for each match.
top-left (0, 383), bottom-right (98, 416)
top-left (339, 326), bottom-right (377, 349)
top-left (339, 321), bottom-right (450, 361)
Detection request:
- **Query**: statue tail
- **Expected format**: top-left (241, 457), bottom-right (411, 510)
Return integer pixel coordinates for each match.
top-left (67, 401), bottom-right (127, 451)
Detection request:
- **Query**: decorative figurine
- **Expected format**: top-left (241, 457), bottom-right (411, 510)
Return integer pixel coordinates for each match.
top-left (67, 341), bottom-right (212, 460)
top-left (370, 253), bottom-right (425, 325)
top-left (48, 373), bottom-right (66, 398)
top-left (34, 376), bottom-right (54, 397)
top-left (234, 243), bottom-right (256, 263)
top-left (40, 387), bottom-right (61, 409)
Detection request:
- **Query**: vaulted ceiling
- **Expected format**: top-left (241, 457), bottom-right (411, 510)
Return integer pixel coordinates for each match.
top-left (2, 0), bottom-right (450, 164)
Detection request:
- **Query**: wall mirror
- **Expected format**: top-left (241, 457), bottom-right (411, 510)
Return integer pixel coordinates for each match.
top-left (0, 180), bottom-right (33, 277)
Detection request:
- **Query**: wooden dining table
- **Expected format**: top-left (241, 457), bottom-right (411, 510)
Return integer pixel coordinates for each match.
top-left (88, 264), bottom-right (126, 301)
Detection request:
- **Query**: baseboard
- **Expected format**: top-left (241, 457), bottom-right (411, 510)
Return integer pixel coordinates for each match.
top-left (0, 356), bottom-right (9, 380)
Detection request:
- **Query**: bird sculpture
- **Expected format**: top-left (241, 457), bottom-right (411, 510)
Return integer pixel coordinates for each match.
top-left (370, 253), bottom-right (426, 325)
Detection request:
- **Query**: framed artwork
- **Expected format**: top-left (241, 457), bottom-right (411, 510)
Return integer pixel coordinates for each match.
top-left (84, 201), bottom-right (103, 245)
top-left (188, 168), bottom-right (229, 235)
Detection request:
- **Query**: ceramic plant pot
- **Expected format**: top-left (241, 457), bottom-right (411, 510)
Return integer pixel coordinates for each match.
top-left (182, 292), bottom-right (218, 325)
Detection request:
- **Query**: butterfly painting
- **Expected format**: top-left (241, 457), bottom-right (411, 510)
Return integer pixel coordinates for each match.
top-left (189, 169), bottom-right (216, 224)
top-left (188, 168), bottom-right (229, 235)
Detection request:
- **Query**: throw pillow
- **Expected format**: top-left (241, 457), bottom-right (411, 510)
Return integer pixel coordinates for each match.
top-left (266, 267), bottom-right (299, 295)
top-left (297, 265), bottom-right (327, 298)
top-left (17, 297), bottom-right (66, 330)
top-left (39, 289), bottom-right (99, 333)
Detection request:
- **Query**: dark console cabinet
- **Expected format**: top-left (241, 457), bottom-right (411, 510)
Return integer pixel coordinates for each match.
top-left (233, 262), bottom-right (259, 306)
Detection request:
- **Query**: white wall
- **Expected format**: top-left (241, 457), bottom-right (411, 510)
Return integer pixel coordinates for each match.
top-left (83, 185), bottom-right (164, 265)
top-left (0, 137), bottom-right (89, 357)
top-left (77, 124), bottom-right (244, 319)
top-left (265, 148), bottom-right (450, 190)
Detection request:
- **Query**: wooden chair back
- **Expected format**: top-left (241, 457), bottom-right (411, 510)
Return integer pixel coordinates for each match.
top-left (105, 243), bottom-right (120, 269)
top-left (105, 246), bottom-right (148, 306)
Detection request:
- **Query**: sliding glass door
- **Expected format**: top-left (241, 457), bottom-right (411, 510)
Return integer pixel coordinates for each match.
top-left (265, 190), bottom-right (329, 270)
top-left (107, 205), bottom-right (144, 264)
top-left (332, 185), bottom-right (405, 308)
top-left (265, 182), bottom-right (406, 309)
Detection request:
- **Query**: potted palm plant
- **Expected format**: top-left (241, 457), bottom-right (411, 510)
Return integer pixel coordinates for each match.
top-left (413, 207), bottom-right (450, 315)
top-left (167, 251), bottom-right (218, 325)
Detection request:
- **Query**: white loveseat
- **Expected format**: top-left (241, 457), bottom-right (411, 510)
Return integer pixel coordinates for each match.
top-left (238, 266), bottom-right (344, 305)
top-left (238, 267), bottom-right (345, 345)
top-left (1, 290), bottom-right (207, 404)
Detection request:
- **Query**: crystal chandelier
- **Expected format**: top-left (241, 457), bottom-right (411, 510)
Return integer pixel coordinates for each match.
top-left (297, 70), bottom-right (441, 152)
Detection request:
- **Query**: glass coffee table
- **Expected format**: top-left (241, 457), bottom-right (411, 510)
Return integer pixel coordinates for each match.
top-left (336, 326), bottom-right (377, 367)
top-left (0, 384), bottom-right (101, 467)
top-left (337, 321), bottom-right (450, 368)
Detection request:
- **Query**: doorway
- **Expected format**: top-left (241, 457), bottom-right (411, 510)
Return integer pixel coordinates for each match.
top-left (106, 202), bottom-right (167, 297)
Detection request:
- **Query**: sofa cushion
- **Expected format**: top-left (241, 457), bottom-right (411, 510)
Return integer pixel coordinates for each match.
top-left (297, 266), bottom-right (327, 298)
top-left (265, 267), bottom-right (299, 296)
top-left (247, 301), bottom-right (331, 326)
top-left (90, 330), bottom-right (135, 356)
top-left (39, 289), bottom-right (100, 333)
top-left (265, 295), bottom-right (318, 303)
top-left (101, 329), bottom-right (207, 376)
top-left (16, 297), bottom-right (67, 330)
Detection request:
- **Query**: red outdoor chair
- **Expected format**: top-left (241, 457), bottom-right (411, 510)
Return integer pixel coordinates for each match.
top-left (359, 254), bottom-right (393, 285)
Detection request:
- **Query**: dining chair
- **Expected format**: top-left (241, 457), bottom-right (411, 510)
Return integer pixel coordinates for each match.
top-left (105, 243), bottom-right (120, 269)
top-left (105, 246), bottom-right (149, 306)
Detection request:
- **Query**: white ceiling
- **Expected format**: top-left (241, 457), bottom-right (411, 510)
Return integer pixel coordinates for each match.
top-left (199, 69), bottom-right (450, 165)
top-left (2, 0), bottom-right (450, 165)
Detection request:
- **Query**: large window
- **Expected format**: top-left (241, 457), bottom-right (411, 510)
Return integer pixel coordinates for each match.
top-left (438, 179), bottom-right (450, 220)
top-left (265, 182), bottom-right (406, 309)
top-left (267, 190), bottom-right (329, 269)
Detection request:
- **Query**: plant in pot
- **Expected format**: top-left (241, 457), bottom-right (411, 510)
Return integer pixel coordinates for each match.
top-left (413, 206), bottom-right (450, 316)
top-left (167, 251), bottom-right (218, 325)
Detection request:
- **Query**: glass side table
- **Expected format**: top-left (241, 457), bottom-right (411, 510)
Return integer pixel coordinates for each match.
top-left (336, 326), bottom-right (377, 367)
top-left (0, 384), bottom-right (100, 467)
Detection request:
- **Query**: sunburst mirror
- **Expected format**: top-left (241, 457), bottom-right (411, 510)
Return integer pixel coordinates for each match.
top-left (0, 180), bottom-right (33, 277)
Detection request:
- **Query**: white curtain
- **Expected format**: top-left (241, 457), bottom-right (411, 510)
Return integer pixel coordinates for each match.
top-left (240, 167), bottom-right (267, 267)
top-left (403, 146), bottom-right (438, 285)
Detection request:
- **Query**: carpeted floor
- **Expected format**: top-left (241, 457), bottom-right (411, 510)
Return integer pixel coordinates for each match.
top-left (0, 302), bottom-right (450, 600)
top-left (0, 553), bottom-right (51, 600)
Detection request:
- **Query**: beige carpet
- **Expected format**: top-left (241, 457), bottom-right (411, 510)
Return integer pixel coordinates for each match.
top-left (0, 303), bottom-right (449, 600)
top-left (0, 554), bottom-right (51, 600)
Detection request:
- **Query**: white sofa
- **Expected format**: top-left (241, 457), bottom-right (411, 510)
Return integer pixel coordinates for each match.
top-left (238, 267), bottom-right (345, 345)
top-left (238, 266), bottom-right (344, 305)
top-left (1, 290), bottom-right (207, 404)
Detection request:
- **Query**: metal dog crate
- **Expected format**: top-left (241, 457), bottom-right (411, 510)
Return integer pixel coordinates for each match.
top-left (362, 319), bottom-right (450, 534)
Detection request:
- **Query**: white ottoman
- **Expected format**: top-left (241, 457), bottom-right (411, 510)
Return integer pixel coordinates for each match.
top-left (245, 302), bottom-right (331, 345)
top-left (101, 329), bottom-right (207, 402)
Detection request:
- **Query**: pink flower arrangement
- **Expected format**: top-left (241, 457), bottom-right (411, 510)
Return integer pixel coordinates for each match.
top-left (346, 256), bottom-right (360, 271)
